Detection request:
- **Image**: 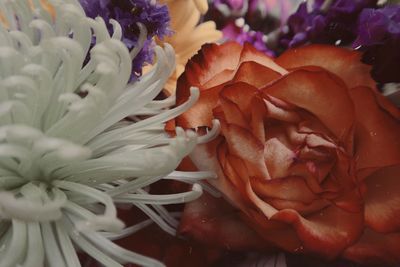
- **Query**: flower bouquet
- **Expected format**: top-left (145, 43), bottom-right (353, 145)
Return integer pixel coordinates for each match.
top-left (0, 0), bottom-right (399, 267)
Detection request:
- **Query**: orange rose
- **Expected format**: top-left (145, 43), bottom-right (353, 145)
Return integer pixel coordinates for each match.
top-left (168, 43), bottom-right (400, 265)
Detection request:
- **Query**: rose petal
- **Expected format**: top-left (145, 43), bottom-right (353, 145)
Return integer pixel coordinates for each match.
top-left (263, 97), bottom-right (302, 123)
top-left (179, 192), bottom-right (271, 250)
top-left (190, 138), bottom-right (250, 211)
top-left (239, 43), bottom-right (288, 75)
top-left (251, 175), bottom-right (318, 203)
top-left (219, 82), bottom-right (259, 119)
top-left (266, 198), bottom-right (330, 215)
top-left (222, 153), bottom-right (248, 197)
top-left (305, 134), bottom-right (337, 149)
top-left (364, 165), bottom-right (400, 233)
top-left (330, 150), bottom-right (357, 191)
top-left (202, 69), bottom-right (235, 89)
top-left (375, 90), bottom-right (400, 120)
top-left (232, 61), bottom-right (281, 88)
top-left (219, 122), bottom-right (270, 179)
top-left (217, 148), bottom-right (278, 219)
top-left (343, 228), bottom-right (400, 266)
top-left (288, 162), bottom-right (327, 194)
top-left (276, 45), bottom-right (376, 89)
top-left (244, 211), bottom-right (303, 252)
top-left (219, 94), bottom-right (249, 128)
top-left (264, 138), bottom-right (296, 178)
top-left (174, 42), bottom-right (245, 129)
top-left (183, 42), bottom-right (242, 88)
top-left (176, 84), bottom-right (225, 128)
top-left (217, 142), bottom-right (251, 201)
top-left (271, 205), bottom-right (364, 259)
top-left (333, 187), bottom-right (365, 213)
top-left (264, 123), bottom-right (294, 152)
top-left (250, 95), bottom-right (267, 143)
top-left (246, 180), bottom-right (279, 219)
top-left (263, 69), bottom-right (355, 142)
top-left (349, 86), bottom-right (400, 177)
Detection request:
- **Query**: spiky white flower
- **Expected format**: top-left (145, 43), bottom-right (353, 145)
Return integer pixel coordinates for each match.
top-left (0, 0), bottom-right (219, 266)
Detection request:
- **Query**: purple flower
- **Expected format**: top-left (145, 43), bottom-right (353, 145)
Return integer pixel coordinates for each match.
top-left (79, 0), bottom-right (170, 78)
top-left (206, 0), bottom-right (301, 56)
top-left (353, 5), bottom-right (400, 47)
top-left (279, 0), bottom-right (378, 48)
top-left (211, 0), bottom-right (298, 22)
top-left (222, 20), bottom-right (274, 56)
top-left (353, 5), bottom-right (400, 83)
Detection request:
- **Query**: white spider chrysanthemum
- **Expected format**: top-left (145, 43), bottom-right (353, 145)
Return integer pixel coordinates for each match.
top-left (0, 0), bottom-right (219, 266)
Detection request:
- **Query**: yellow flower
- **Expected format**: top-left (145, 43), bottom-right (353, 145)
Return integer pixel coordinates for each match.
top-left (159, 0), bottom-right (222, 95)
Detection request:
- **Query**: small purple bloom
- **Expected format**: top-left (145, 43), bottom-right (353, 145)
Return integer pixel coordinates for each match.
top-left (353, 5), bottom-right (400, 47)
top-left (279, 0), bottom-right (378, 49)
top-left (222, 20), bottom-right (274, 56)
top-left (206, 0), bottom-right (301, 55)
top-left (353, 5), bottom-right (400, 83)
top-left (79, 0), bottom-right (170, 79)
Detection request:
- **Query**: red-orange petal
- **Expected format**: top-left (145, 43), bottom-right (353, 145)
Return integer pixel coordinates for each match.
top-left (218, 82), bottom-right (259, 120)
top-left (239, 43), bottom-right (288, 75)
top-left (183, 42), bottom-right (242, 88)
top-left (174, 42), bottom-right (244, 129)
top-left (232, 61), bottom-right (281, 88)
top-left (250, 95), bottom-right (267, 143)
top-left (176, 84), bottom-right (225, 128)
top-left (220, 122), bottom-right (270, 179)
top-left (266, 197), bottom-right (330, 215)
top-left (179, 192), bottom-right (271, 250)
top-left (349, 86), bottom-right (400, 176)
top-left (364, 165), bottom-right (400, 233)
top-left (343, 228), bottom-right (400, 266)
top-left (262, 69), bottom-right (355, 142)
top-left (276, 45), bottom-right (376, 90)
top-left (271, 205), bottom-right (364, 259)
top-left (251, 176), bottom-right (318, 204)
top-left (219, 94), bottom-right (249, 128)
top-left (263, 137), bottom-right (296, 178)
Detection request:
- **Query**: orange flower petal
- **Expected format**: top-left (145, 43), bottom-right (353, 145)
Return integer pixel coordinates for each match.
top-left (219, 82), bottom-right (259, 119)
top-left (179, 192), bottom-right (271, 250)
top-left (349, 86), bottom-right (400, 176)
top-left (266, 198), bottom-right (330, 215)
top-left (272, 205), bottom-right (364, 259)
top-left (343, 228), bottom-right (400, 266)
top-left (263, 137), bottom-right (296, 178)
top-left (263, 97), bottom-right (302, 123)
top-left (239, 43), bottom-right (288, 75)
top-left (182, 42), bottom-right (242, 88)
top-left (223, 153), bottom-right (249, 197)
top-left (263, 69), bottom-right (355, 142)
top-left (176, 84), bottom-right (225, 128)
top-left (251, 176), bottom-right (318, 203)
top-left (190, 139), bottom-right (249, 211)
top-left (232, 61), bottom-right (281, 88)
top-left (220, 122), bottom-right (270, 179)
top-left (250, 95), bottom-right (267, 143)
top-left (276, 45), bottom-right (376, 89)
top-left (364, 165), bottom-right (400, 233)
top-left (219, 94), bottom-right (249, 128)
